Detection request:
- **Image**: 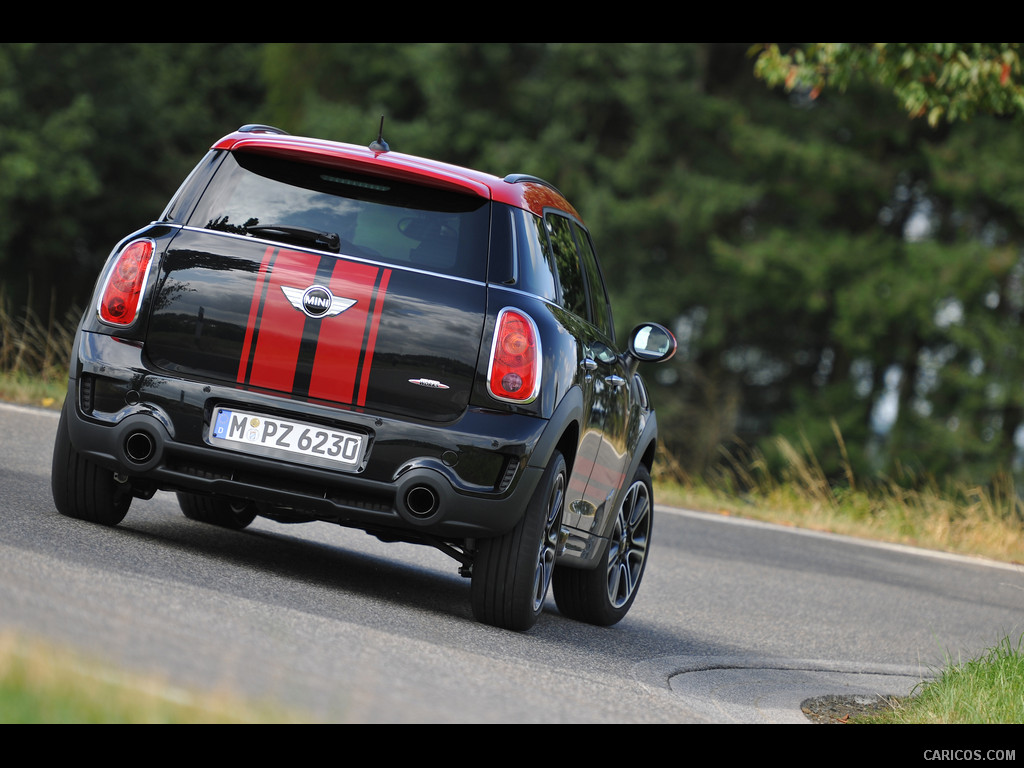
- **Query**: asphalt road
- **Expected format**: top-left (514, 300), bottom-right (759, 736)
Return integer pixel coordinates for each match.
top-left (2, 401), bottom-right (1022, 724)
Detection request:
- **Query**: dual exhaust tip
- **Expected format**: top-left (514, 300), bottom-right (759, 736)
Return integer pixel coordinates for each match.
top-left (115, 418), bottom-right (164, 472)
top-left (117, 417), bottom-right (449, 524)
top-left (124, 430), bottom-right (157, 465)
top-left (404, 485), bottom-right (440, 518)
top-left (396, 470), bottom-right (451, 525)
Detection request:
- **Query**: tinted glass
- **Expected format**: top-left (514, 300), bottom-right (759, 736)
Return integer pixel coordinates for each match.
top-left (512, 209), bottom-right (558, 302)
top-left (545, 213), bottom-right (587, 319)
top-left (574, 222), bottom-right (613, 339)
top-left (187, 151), bottom-right (490, 282)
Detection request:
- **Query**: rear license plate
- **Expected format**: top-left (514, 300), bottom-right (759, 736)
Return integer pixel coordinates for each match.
top-left (209, 407), bottom-right (365, 471)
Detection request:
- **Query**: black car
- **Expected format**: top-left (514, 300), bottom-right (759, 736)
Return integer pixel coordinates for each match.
top-left (51, 124), bottom-right (676, 631)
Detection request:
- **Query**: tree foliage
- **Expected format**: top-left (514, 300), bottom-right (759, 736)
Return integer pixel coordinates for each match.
top-left (0, 43), bottom-right (265, 309)
top-left (754, 43), bottom-right (1024, 126)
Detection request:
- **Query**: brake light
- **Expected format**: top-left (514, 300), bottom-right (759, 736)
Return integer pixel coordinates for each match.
top-left (99, 239), bottom-right (154, 326)
top-left (488, 308), bottom-right (540, 403)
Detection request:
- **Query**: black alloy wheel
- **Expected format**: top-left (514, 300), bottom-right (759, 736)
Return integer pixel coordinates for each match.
top-left (553, 463), bottom-right (653, 626)
top-left (471, 450), bottom-right (567, 631)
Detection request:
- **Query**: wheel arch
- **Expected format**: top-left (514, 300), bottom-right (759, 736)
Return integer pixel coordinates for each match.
top-left (527, 385), bottom-right (584, 477)
top-left (568, 407), bottom-right (660, 566)
top-left (637, 416), bottom-right (659, 474)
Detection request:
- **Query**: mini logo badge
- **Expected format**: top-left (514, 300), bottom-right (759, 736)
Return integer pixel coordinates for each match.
top-left (282, 285), bottom-right (356, 319)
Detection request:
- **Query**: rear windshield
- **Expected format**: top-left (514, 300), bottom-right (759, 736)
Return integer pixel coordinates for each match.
top-left (186, 151), bottom-right (490, 282)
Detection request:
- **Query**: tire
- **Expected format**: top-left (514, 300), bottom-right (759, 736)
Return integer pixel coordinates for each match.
top-left (51, 402), bottom-right (132, 527)
top-left (177, 492), bottom-right (256, 530)
top-left (553, 463), bottom-right (653, 626)
top-left (471, 450), bottom-right (566, 631)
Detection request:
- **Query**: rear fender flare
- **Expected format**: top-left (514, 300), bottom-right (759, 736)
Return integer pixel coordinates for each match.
top-left (527, 386), bottom-right (584, 476)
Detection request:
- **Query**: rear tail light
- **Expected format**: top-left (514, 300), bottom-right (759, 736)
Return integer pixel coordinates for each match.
top-left (98, 239), bottom-right (155, 326)
top-left (488, 308), bottom-right (541, 404)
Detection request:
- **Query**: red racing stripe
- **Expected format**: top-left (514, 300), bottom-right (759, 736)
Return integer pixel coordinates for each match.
top-left (245, 249), bottom-right (320, 392)
top-left (307, 260), bottom-right (390, 405)
top-left (237, 249), bottom-right (391, 407)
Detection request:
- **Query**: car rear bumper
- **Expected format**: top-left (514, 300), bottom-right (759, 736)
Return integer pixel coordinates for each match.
top-left (67, 331), bottom-right (552, 540)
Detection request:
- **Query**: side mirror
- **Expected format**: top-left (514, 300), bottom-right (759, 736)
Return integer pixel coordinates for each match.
top-left (628, 323), bottom-right (677, 364)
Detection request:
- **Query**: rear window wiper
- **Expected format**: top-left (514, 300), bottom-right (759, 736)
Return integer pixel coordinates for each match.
top-left (246, 225), bottom-right (341, 253)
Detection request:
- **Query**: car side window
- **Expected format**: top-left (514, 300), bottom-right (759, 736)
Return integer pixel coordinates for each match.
top-left (512, 208), bottom-right (558, 302)
top-left (544, 212), bottom-right (588, 320)
top-left (574, 222), bottom-right (614, 341)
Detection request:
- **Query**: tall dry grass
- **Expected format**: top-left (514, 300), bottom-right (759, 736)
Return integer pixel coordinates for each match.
top-left (0, 292), bottom-right (78, 382)
top-left (0, 292), bottom-right (78, 407)
top-left (655, 419), bottom-right (1024, 565)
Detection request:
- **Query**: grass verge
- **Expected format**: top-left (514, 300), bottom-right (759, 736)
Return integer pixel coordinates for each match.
top-left (0, 631), bottom-right (307, 723)
top-left (0, 371), bottom-right (66, 411)
top-left (653, 431), bottom-right (1024, 566)
top-left (858, 635), bottom-right (1024, 724)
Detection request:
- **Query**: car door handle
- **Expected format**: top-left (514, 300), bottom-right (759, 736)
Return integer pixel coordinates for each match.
top-left (605, 375), bottom-right (627, 387)
top-left (580, 358), bottom-right (598, 372)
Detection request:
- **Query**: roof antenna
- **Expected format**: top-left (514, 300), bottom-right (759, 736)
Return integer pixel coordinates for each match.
top-left (369, 116), bottom-right (390, 153)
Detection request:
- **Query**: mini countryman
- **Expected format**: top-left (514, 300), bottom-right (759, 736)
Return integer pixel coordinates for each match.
top-left (51, 124), bottom-right (676, 631)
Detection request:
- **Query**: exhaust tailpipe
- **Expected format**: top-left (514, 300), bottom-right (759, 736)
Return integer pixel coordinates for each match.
top-left (405, 485), bottom-right (439, 518)
top-left (124, 430), bottom-right (156, 464)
